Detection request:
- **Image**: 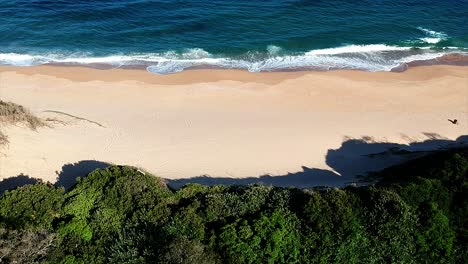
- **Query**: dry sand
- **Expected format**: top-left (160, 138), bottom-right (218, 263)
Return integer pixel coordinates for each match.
top-left (0, 65), bottom-right (467, 187)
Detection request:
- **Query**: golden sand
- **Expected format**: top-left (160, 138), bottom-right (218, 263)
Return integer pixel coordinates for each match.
top-left (0, 65), bottom-right (466, 185)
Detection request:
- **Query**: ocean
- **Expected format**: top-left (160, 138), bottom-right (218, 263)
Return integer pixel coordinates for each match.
top-left (0, 0), bottom-right (467, 74)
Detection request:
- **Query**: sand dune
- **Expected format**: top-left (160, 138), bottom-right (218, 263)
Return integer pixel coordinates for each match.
top-left (0, 65), bottom-right (467, 188)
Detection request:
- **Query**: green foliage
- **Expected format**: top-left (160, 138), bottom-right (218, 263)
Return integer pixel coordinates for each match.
top-left (106, 228), bottom-right (147, 264)
top-left (54, 166), bottom-right (173, 263)
top-left (451, 182), bottom-right (468, 261)
top-left (164, 200), bottom-right (206, 240)
top-left (415, 202), bottom-right (455, 262)
top-left (363, 188), bottom-right (417, 263)
top-left (175, 183), bottom-right (212, 200)
top-left (0, 148), bottom-right (466, 263)
top-left (438, 153), bottom-right (468, 186)
top-left (396, 177), bottom-right (450, 211)
top-left (160, 237), bottom-right (220, 264)
top-left (218, 210), bottom-right (301, 264)
top-left (376, 150), bottom-right (468, 188)
top-left (301, 188), bottom-right (370, 263)
top-left (202, 185), bottom-right (272, 222)
top-left (0, 183), bottom-right (64, 230)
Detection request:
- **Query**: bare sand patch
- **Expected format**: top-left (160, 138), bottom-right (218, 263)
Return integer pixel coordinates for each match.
top-left (0, 65), bottom-right (466, 187)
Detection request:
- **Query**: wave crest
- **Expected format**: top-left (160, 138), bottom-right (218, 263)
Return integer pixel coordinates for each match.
top-left (417, 27), bottom-right (448, 44)
top-left (0, 44), bottom-right (466, 74)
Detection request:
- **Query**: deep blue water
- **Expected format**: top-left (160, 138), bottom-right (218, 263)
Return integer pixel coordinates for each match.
top-left (1, 0), bottom-right (467, 73)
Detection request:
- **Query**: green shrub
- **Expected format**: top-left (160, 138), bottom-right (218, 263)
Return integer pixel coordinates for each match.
top-left (218, 210), bottom-right (301, 264)
top-left (0, 183), bottom-right (64, 230)
top-left (0, 148), bottom-right (466, 263)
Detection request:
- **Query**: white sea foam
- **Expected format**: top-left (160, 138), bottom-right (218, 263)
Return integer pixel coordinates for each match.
top-left (305, 44), bottom-right (410, 55)
top-left (398, 52), bottom-right (450, 64)
top-left (417, 27), bottom-right (447, 38)
top-left (0, 44), bottom-right (465, 74)
top-left (267, 45), bottom-right (282, 55)
top-left (419, 37), bottom-right (442, 44)
top-left (417, 27), bottom-right (448, 44)
top-left (179, 48), bottom-right (212, 59)
top-left (0, 53), bottom-right (48, 66)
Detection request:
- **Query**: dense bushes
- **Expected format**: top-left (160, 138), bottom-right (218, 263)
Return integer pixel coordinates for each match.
top-left (0, 148), bottom-right (467, 263)
top-left (218, 210), bottom-right (301, 264)
top-left (0, 183), bottom-right (64, 230)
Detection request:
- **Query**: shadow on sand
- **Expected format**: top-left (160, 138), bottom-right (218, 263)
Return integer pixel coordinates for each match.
top-left (168, 167), bottom-right (341, 189)
top-left (55, 160), bottom-right (111, 190)
top-left (1, 134), bottom-right (467, 193)
top-left (167, 134), bottom-right (468, 189)
top-left (0, 160), bottom-right (112, 195)
top-left (0, 174), bottom-right (39, 196)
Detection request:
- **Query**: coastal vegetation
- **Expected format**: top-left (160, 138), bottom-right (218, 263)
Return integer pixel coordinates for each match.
top-left (0, 130), bottom-right (7, 146)
top-left (0, 100), bottom-right (45, 130)
top-left (0, 100), bottom-right (46, 146)
top-left (0, 148), bottom-right (466, 263)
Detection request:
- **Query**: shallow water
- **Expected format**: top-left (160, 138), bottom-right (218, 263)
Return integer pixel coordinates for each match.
top-left (1, 0), bottom-right (467, 73)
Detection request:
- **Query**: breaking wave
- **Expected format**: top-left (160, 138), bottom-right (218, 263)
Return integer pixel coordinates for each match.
top-left (417, 27), bottom-right (448, 44)
top-left (0, 45), bottom-right (466, 74)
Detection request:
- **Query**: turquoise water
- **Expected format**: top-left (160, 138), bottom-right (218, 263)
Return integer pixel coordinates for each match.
top-left (1, 0), bottom-right (467, 73)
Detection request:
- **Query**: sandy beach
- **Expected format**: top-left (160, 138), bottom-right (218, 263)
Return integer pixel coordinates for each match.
top-left (0, 65), bottom-right (467, 187)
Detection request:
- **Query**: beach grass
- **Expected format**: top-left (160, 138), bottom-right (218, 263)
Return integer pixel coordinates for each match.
top-left (0, 100), bottom-right (45, 130)
top-left (0, 100), bottom-right (46, 146)
top-left (0, 130), bottom-right (7, 145)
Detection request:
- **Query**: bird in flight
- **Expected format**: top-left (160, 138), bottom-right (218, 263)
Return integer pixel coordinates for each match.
top-left (448, 119), bottom-right (458, 125)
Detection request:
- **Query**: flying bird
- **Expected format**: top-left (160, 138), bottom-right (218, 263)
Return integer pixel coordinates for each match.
top-left (448, 119), bottom-right (458, 125)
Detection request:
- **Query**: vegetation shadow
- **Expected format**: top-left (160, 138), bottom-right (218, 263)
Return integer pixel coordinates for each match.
top-left (167, 134), bottom-right (468, 189)
top-left (327, 134), bottom-right (468, 179)
top-left (168, 167), bottom-right (341, 189)
top-left (55, 160), bottom-right (111, 190)
top-left (0, 174), bottom-right (39, 196)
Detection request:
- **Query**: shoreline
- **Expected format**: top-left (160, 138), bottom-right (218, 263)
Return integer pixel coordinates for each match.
top-left (1, 60), bottom-right (468, 86)
top-left (0, 64), bottom-right (467, 187)
top-left (48, 52), bottom-right (468, 73)
top-left (1, 52), bottom-right (467, 78)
